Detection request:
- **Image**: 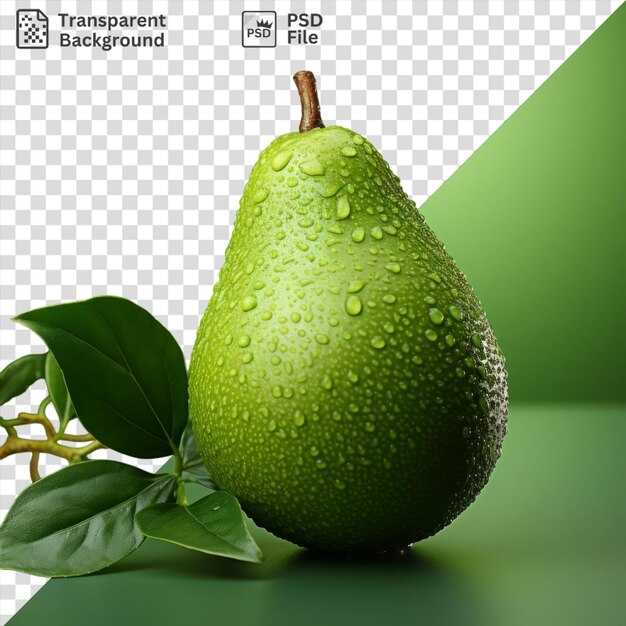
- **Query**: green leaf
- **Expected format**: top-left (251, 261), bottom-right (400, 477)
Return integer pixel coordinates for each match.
top-left (0, 460), bottom-right (177, 577)
top-left (179, 422), bottom-right (216, 489)
top-left (14, 296), bottom-right (188, 458)
top-left (136, 491), bottom-right (263, 563)
top-left (45, 352), bottom-right (75, 425)
top-left (0, 353), bottom-right (47, 406)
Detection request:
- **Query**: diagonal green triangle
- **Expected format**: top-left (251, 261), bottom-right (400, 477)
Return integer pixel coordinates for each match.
top-left (6, 7), bottom-right (626, 626)
top-left (422, 4), bottom-right (626, 403)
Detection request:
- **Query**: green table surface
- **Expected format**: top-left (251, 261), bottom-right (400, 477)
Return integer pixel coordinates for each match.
top-left (7, 8), bottom-right (626, 625)
top-left (8, 405), bottom-right (626, 626)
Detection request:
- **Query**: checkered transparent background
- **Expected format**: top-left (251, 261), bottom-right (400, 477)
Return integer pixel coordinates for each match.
top-left (0, 0), bottom-right (620, 622)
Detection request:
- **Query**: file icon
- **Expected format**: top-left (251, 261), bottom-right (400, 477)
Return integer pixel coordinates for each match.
top-left (16, 9), bottom-right (49, 49)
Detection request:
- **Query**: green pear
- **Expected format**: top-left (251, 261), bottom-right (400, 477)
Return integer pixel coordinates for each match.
top-left (189, 71), bottom-right (507, 552)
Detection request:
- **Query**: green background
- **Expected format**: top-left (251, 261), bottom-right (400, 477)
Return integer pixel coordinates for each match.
top-left (9, 5), bottom-right (626, 626)
top-left (423, 5), bottom-right (626, 403)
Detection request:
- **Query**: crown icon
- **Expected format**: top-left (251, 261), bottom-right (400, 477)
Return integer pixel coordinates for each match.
top-left (257, 19), bottom-right (272, 28)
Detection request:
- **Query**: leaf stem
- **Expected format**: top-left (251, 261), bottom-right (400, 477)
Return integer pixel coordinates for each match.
top-left (37, 395), bottom-right (52, 416)
top-left (172, 450), bottom-right (188, 505)
top-left (174, 449), bottom-right (183, 477)
top-left (56, 402), bottom-right (73, 439)
top-left (175, 479), bottom-right (188, 506)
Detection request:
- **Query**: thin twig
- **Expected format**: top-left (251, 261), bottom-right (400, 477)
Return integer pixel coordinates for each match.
top-left (1, 399), bottom-right (104, 483)
top-left (57, 432), bottom-right (95, 442)
top-left (0, 417), bottom-right (18, 437)
top-left (0, 435), bottom-right (75, 461)
top-left (78, 441), bottom-right (105, 456)
top-left (29, 451), bottom-right (41, 482)
top-left (0, 434), bottom-right (105, 463)
top-left (17, 411), bottom-right (57, 439)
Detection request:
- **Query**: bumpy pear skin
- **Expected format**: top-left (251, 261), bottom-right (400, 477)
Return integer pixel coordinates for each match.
top-left (190, 72), bottom-right (507, 553)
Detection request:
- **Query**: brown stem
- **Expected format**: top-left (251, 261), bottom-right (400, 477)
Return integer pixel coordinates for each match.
top-left (30, 451), bottom-right (41, 482)
top-left (293, 71), bottom-right (325, 133)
